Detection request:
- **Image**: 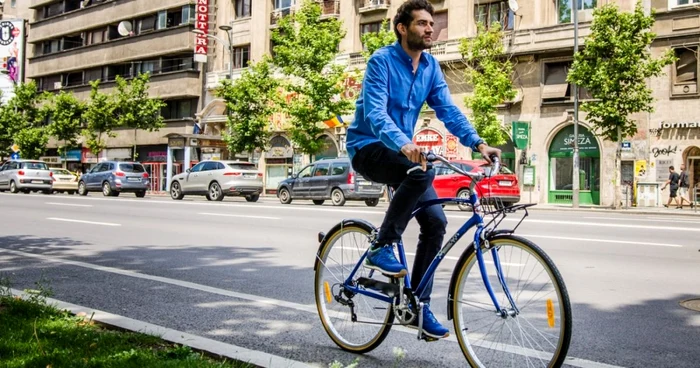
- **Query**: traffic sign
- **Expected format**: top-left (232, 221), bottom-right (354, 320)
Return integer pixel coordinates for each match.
top-left (10, 152), bottom-right (20, 160)
top-left (11, 144), bottom-right (19, 153)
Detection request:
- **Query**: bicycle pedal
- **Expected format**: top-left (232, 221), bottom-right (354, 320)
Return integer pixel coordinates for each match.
top-left (421, 335), bottom-right (440, 342)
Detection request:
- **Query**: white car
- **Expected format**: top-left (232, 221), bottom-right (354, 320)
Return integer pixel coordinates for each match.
top-left (170, 160), bottom-right (263, 202)
top-left (50, 168), bottom-right (79, 194)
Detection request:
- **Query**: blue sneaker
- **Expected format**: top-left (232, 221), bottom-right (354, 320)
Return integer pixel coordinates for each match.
top-left (364, 244), bottom-right (408, 277)
top-left (410, 303), bottom-right (450, 339)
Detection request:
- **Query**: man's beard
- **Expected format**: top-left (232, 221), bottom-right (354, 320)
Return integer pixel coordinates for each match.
top-left (406, 30), bottom-right (432, 51)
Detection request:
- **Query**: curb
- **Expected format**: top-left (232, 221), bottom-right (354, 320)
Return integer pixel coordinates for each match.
top-left (12, 289), bottom-right (317, 368)
top-left (527, 205), bottom-right (700, 217)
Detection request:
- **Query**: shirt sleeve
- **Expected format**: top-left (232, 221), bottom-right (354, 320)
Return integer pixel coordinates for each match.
top-left (362, 56), bottom-right (412, 152)
top-left (426, 64), bottom-right (483, 151)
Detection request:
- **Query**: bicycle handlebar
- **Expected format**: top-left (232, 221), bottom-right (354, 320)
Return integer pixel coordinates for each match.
top-left (406, 151), bottom-right (500, 179)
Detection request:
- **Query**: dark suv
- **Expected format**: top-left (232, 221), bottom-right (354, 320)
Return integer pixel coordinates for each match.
top-left (277, 158), bottom-right (384, 206)
top-left (78, 161), bottom-right (150, 197)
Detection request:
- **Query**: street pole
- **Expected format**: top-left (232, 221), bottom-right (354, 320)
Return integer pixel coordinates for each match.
top-left (572, 1), bottom-right (580, 208)
top-left (219, 25), bottom-right (234, 81)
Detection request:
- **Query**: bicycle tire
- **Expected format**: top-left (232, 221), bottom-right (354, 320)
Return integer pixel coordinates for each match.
top-left (450, 234), bottom-right (572, 368)
top-left (314, 219), bottom-right (394, 353)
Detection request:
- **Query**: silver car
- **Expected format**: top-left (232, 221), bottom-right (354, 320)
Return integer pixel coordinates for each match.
top-left (0, 159), bottom-right (53, 194)
top-left (169, 160), bottom-right (263, 202)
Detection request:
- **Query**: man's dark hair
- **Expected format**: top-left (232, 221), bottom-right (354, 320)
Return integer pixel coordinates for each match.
top-left (670, 166), bottom-right (675, 170)
top-left (393, 0), bottom-right (434, 43)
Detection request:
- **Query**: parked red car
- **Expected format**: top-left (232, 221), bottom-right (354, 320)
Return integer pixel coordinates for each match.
top-left (432, 160), bottom-right (520, 210)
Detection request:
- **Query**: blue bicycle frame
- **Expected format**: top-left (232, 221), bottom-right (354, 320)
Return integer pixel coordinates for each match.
top-left (341, 189), bottom-right (519, 315)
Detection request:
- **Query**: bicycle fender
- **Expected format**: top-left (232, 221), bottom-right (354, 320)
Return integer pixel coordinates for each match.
top-left (446, 233), bottom-right (523, 321)
top-left (313, 218), bottom-right (377, 271)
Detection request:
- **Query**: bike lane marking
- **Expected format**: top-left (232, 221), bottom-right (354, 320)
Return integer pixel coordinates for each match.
top-left (47, 217), bottom-right (121, 227)
top-left (1, 247), bottom-right (624, 368)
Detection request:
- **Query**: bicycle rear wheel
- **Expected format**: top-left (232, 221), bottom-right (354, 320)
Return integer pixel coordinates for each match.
top-left (314, 220), bottom-right (394, 353)
top-left (451, 235), bottom-right (572, 367)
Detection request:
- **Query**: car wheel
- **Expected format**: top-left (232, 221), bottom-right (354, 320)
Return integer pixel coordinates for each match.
top-left (364, 198), bottom-right (379, 207)
top-left (170, 181), bottom-right (184, 200)
top-left (331, 188), bottom-right (346, 206)
top-left (209, 182), bottom-right (224, 201)
top-left (102, 182), bottom-right (114, 197)
top-left (245, 194), bottom-right (260, 202)
top-left (135, 190), bottom-right (146, 198)
top-left (9, 180), bottom-right (18, 193)
top-left (312, 199), bottom-right (325, 205)
top-left (278, 188), bottom-right (292, 204)
top-left (78, 181), bottom-right (88, 196)
top-left (457, 189), bottom-right (472, 211)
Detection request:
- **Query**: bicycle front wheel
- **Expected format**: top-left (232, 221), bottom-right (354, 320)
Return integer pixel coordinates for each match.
top-left (314, 220), bottom-right (394, 353)
top-left (451, 235), bottom-right (572, 367)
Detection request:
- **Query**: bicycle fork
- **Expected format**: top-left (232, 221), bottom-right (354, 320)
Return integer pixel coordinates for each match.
top-left (475, 227), bottom-right (520, 318)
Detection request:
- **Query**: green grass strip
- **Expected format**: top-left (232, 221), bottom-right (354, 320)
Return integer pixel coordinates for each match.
top-left (0, 295), bottom-right (253, 368)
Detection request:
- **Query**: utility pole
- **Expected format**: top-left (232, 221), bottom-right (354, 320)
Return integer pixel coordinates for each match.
top-left (572, 1), bottom-right (580, 208)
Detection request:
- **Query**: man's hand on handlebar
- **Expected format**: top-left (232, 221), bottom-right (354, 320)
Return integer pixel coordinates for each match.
top-left (477, 143), bottom-right (502, 165)
top-left (401, 143), bottom-right (427, 171)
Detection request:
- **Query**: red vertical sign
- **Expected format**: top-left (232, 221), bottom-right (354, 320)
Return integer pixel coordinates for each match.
top-left (194, 0), bottom-right (209, 63)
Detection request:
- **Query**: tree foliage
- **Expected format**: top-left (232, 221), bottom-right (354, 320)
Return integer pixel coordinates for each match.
top-left (270, 0), bottom-right (353, 155)
top-left (360, 19), bottom-right (396, 62)
top-left (0, 81), bottom-right (50, 159)
top-left (459, 23), bottom-right (515, 147)
top-left (47, 91), bottom-right (86, 159)
top-left (216, 56), bottom-right (281, 155)
top-left (567, 2), bottom-right (675, 142)
top-left (82, 80), bottom-right (119, 155)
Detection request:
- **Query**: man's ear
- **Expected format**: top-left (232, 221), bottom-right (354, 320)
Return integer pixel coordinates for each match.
top-left (397, 22), bottom-right (407, 38)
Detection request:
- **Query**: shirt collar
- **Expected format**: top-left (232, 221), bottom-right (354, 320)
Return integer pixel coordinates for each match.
top-left (392, 41), bottom-right (430, 67)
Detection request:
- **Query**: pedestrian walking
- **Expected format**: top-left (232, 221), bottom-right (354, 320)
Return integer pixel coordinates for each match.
top-left (661, 166), bottom-right (681, 209)
top-left (677, 163), bottom-right (694, 209)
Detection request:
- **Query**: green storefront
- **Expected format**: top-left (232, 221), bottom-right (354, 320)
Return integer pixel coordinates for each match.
top-left (548, 124), bottom-right (601, 205)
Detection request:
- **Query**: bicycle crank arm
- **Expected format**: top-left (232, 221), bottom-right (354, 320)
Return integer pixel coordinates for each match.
top-left (357, 277), bottom-right (400, 297)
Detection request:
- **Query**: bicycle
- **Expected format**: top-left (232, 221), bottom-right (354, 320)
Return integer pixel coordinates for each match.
top-left (313, 152), bottom-right (572, 367)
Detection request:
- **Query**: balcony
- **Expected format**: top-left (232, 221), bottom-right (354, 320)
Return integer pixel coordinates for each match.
top-left (28, 26), bottom-right (194, 78)
top-left (317, 0), bottom-right (340, 19)
top-left (359, 0), bottom-right (390, 14)
top-left (270, 7), bottom-right (294, 26)
top-left (206, 69), bottom-right (247, 90)
top-left (30, 0), bottom-right (61, 9)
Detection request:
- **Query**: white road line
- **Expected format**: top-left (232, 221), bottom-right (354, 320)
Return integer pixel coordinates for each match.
top-left (11, 289), bottom-right (313, 368)
top-left (502, 218), bottom-right (700, 232)
top-left (583, 216), bottom-right (698, 224)
top-left (46, 217), bottom-right (121, 227)
top-left (198, 212), bottom-right (280, 220)
top-left (46, 202), bottom-right (93, 208)
top-left (2, 248), bottom-right (621, 368)
top-left (518, 234), bottom-right (683, 248)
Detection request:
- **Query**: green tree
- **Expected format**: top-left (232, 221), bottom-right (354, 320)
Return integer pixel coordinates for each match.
top-left (82, 80), bottom-right (119, 155)
top-left (270, 0), bottom-right (353, 155)
top-left (0, 81), bottom-right (51, 159)
top-left (46, 91), bottom-right (86, 165)
top-left (216, 56), bottom-right (281, 156)
top-left (360, 19), bottom-right (396, 62)
top-left (567, 2), bottom-right (675, 208)
top-left (459, 23), bottom-right (515, 147)
top-left (114, 73), bottom-right (166, 160)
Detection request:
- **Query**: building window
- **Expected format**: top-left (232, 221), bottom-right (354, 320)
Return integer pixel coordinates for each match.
top-left (64, 72), bottom-right (84, 87)
top-left (274, 0), bottom-right (295, 10)
top-left (235, 0), bottom-right (252, 18)
top-left (558, 0), bottom-right (596, 24)
top-left (105, 63), bottom-right (133, 81)
top-left (541, 61), bottom-right (592, 103)
top-left (475, 1), bottom-right (514, 30)
top-left (672, 46), bottom-right (699, 96)
top-left (139, 15), bottom-right (157, 33)
top-left (39, 75), bottom-right (62, 91)
top-left (669, 0), bottom-right (700, 8)
top-left (162, 55), bottom-right (195, 73)
top-left (63, 34), bottom-right (84, 50)
top-left (84, 67), bottom-right (102, 83)
top-left (161, 98), bottom-right (198, 120)
top-left (182, 5), bottom-right (196, 24)
top-left (89, 29), bottom-right (106, 45)
top-left (42, 39), bottom-right (61, 55)
top-left (232, 45), bottom-right (250, 69)
top-left (360, 21), bottom-right (388, 49)
top-left (432, 11), bottom-right (448, 41)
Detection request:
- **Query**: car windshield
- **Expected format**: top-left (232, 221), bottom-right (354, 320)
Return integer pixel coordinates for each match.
top-left (227, 163), bottom-right (256, 170)
top-left (119, 163), bottom-right (146, 173)
top-left (51, 169), bottom-right (73, 175)
top-left (23, 162), bottom-right (48, 170)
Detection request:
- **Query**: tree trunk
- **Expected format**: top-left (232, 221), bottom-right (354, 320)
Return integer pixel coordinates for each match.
top-left (614, 126), bottom-right (622, 210)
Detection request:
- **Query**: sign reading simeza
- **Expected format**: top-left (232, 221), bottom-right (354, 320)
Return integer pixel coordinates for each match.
top-left (548, 125), bottom-right (600, 158)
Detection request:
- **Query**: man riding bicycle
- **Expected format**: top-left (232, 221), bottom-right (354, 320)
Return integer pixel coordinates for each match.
top-left (345, 0), bottom-right (501, 339)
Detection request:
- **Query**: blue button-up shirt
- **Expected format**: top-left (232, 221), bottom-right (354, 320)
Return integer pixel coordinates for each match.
top-left (346, 42), bottom-right (483, 159)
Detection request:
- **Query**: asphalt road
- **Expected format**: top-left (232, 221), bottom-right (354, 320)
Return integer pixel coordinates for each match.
top-left (1, 192), bottom-right (699, 368)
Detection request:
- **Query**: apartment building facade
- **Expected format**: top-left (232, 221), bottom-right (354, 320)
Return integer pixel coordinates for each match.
top-left (26, 0), bottom-right (205, 191)
top-left (198, 0), bottom-right (699, 206)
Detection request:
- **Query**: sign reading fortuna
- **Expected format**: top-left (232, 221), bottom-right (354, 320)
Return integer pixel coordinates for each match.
top-left (194, 0), bottom-right (209, 63)
top-left (659, 121), bottom-right (700, 129)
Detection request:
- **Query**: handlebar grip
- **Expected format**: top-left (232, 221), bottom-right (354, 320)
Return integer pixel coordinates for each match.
top-left (489, 155), bottom-right (500, 177)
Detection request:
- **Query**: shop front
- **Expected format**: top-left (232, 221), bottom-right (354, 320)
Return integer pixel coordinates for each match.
top-left (548, 124), bottom-right (601, 205)
top-left (265, 135), bottom-right (294, 194)
top-left (136, 144), bottom-right (171, 192)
